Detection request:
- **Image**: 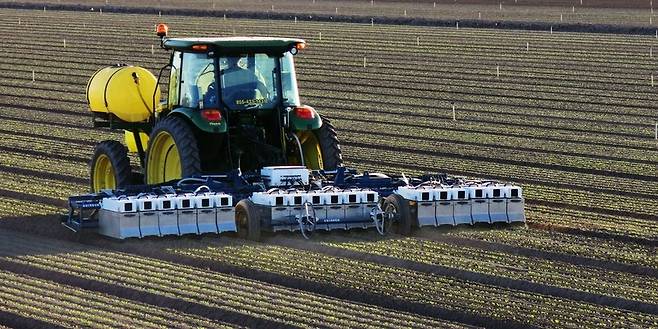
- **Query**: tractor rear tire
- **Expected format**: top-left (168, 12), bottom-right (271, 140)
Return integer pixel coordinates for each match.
top-left (90, 140), bottom-right (132, 192)
top-left (235, 199), bottom-right (261, 241)
top-left (383, 194), bottom-right (413, 236)
top-left (315, 115), bottom-right (343, 170)
top-left (146, 116), bottom-right (201, 184)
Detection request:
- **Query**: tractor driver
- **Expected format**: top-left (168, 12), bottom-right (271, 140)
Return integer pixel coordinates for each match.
top-left (204, 56), bottom-right (269, 109)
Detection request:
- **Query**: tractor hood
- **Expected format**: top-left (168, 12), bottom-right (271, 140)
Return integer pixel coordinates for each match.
top-left (163, 37), bottom-right (305, 55)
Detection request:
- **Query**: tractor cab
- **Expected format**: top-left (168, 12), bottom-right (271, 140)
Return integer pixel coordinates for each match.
top-left (163, 37), bottom-right (305, 114)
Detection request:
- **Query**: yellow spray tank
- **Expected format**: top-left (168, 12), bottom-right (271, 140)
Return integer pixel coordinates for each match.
top-left (86, 65), bottom-right (161, 123)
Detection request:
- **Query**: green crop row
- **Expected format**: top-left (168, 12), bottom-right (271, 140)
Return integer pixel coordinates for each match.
top-left (339, 130), bottom-right (657, 190)
top-left (320, 237), bottom-right (658, 304)
top-left (164, 241), bottom-right (658, 328)
top-left (331, 117), bottom-right (657, 164)
top-left (444, 227), bottom-right (658, 268)
top-left (0, 197), bottom-right (61, 218)
top-left (305, 85), bottom-right (653, 138)
top-left (0, 269), bottom-right (228, 328)
top-left (322, 101), bottom-right (656, 149)
top-left (7, 0), bottom-right (657, 27)
top-left (526, 204), bottom-right (658, 241)
top-left (0, 233), bottom-right (460, 329)
top-left (0, 172), bottom-right (85, 200)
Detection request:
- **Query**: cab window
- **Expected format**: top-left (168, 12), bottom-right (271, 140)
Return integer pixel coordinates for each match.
top-left (179, 52), bottom-right (215, 109)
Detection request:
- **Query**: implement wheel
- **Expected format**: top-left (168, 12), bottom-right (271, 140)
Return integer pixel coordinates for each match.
top-left (299, 115), bottom-right (343, 170)
top-left (90, 140), bottom-right (132, 192)
top-left (235, 199), bottom-right (261, 241)
top-left (146, 116), bottom-right (201, 184)
top-left (382, 194), bottom-right (412, 236)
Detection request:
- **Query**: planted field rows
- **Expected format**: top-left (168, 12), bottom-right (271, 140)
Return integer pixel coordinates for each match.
top-left (0, 7), bottom-right (656, 328)
top-left (318, 237), bottom-right (658, 303)
top-left (442, 228), bottom-right (658, 269)
top-left (0, 230), bottom-right (469, 329)
top-left (9, 0), bottom-right (658, 26)
top-left (163, 240), bottom-right (658, 328)
top-left (0, 270), bottom-right (231, 328)
top-left (525, 204), bottom-right (658, 241)
top-left (0, 197), bottom-right (60, 219)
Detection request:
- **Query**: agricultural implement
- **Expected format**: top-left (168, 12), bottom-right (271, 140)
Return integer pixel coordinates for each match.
top-left (64, 24), bottom-right (525, 240)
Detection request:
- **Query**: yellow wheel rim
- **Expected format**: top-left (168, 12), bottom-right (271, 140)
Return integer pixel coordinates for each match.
top-left (147, 131), bottom-right (182, 184)
top-left (92, 154), bottom-right (116, 192)
top-left (298, 131), bottom-right (323, 170)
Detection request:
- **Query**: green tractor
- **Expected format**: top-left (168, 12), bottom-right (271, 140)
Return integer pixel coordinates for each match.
top-left (87, 24), bottom-right (342, 191)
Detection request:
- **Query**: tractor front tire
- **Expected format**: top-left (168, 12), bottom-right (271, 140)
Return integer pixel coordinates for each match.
top-left (146, 116), bottom-right (201, 184)
top-left (383, 194), bottom-right (413, 236)
top-left (317, 115), bottom-right (343, 170)
top-left (90, 140), bottom-right (132, 192)
top-left (235, 199), bottom-right (261, 241)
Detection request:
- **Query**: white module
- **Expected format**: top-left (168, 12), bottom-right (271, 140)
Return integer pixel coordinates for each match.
top-left (208, 193), bottom-right (233, 208)
top-left (504, 185), bottom-right (523, 199)
top-left (322, 192), bottom-right (343, 205)
top-left (453, 200), bottom-right (472, 225)
top-left (465, 185), bottom-right (487, 199)
top-left (449, 187), bottom-right (468, 200)
top-left (102, 197), bottom-right (137, 213)
top-left (395, 186), bottom-right (435, 202)
top-left (433, 187), bottom-right (451, 201)
top-left (436, 201), bottom-right (456, 226)
top-left (342, 190), bottom-right (363, 204)
top-left (507, 198), bottom-right (526, 222)
top-left (155, 194), bottom-right (179, 236)
top-left (176, 194), bottom-right (197, 235)
top-left (174, 194), bottom-right (194, 209)
top-left (489, 186), bottom-right (504, 199)
top-left (191, 194), bottom-right (214, 209)
top-left (286, 192), bottom-right (307, 206)
top-left (154, 195), bottom-right (176, 211)
top-left (306, 191), bottom-right (324, 205)
top-left (489, 199), bottom-right (508, 223)
top-left (361, 191), bottom-right (379, 204)
top-left (99, 196), bottom-right (140, 239)
top-left (261, 166), bottom-right (309, 187)
top-left (251, 191), bottom-right (287, 206)
top-left (133, 196), bottom-right (160, 237)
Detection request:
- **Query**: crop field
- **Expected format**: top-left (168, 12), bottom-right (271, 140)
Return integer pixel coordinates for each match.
top-left (0, 4), bottom-right (656, 329)
top-left (9, 0), bottom-right (658, 27)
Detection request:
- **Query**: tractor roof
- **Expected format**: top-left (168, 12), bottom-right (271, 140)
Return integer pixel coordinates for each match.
top-left (162, 37), bottom-right (305, 54)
